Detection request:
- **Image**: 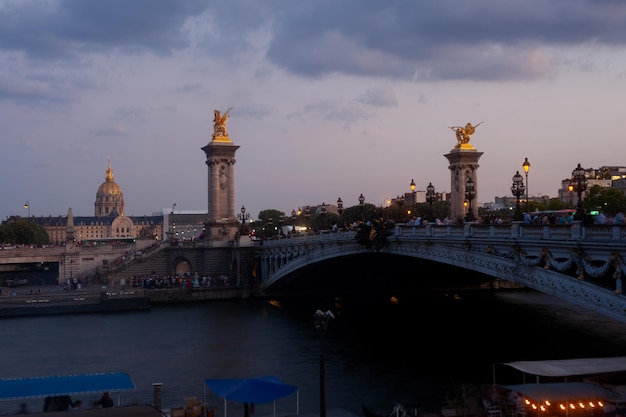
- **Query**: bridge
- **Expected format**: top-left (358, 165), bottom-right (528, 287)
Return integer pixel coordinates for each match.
top-left (257, 222), bottom-right (626, 323)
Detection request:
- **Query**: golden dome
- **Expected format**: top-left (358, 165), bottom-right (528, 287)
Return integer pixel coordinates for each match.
top-left (95, 160), bottom-right (125, 217)
top-left (96, 161), bottom-right (122, 195)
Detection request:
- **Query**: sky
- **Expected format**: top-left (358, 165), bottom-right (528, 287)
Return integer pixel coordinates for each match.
top-left (2, 0), bottom-right (626, 221)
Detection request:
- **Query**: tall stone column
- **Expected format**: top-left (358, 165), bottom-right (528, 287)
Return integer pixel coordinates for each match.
top-left (201, 108), bottom-right (240, 242)
top-left (444, 123), bottom-right (484, 222)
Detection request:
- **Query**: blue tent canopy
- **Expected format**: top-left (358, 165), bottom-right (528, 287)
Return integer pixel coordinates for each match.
top-left (0, 372), bottom-right (136, 401)
top-left (203, 376), bottom-right (298, 404)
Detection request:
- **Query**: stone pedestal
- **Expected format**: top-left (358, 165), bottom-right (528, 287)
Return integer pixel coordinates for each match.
top-left (201, 135), bottom-right (240, 241)
top-left (444, 145), bottom-right (483, 222)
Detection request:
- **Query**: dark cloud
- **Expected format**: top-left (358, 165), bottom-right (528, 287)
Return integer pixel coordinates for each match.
top-left (1, 0), bottom-right (625, 84)
top-left (0, 0), bottom-right (207, 59)
top-left (265, 0), bottom-right (626, 81)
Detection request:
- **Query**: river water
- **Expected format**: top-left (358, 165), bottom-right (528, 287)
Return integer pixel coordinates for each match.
top-left (2, 289), bottom-right (626, 416)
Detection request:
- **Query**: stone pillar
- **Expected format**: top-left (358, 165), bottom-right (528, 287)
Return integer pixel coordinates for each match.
top-left (444, 146), bottom-right (483, 222)
top-left (201, 111), bottom-right (241, 241)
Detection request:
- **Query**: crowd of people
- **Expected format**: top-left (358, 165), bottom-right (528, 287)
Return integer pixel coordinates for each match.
top-left (130, 272), bottom-right (234, 290)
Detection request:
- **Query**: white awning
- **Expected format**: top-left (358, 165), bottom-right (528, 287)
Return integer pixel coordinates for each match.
top-left (503, 357), bottom-right (626, 377)
top-left (503, 382), bottom-right (619, 402)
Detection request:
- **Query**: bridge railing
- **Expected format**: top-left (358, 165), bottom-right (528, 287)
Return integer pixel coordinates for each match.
top-left (393, 222), bottom-right (626, 241)
top-left (259, 223), bottom-right (626, 246)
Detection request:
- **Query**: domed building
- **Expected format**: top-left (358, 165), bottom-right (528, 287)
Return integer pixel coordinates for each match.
top-left (95, 160), bottom-right (125, 218)
top-left (23, 161), bottom-right (163, 244)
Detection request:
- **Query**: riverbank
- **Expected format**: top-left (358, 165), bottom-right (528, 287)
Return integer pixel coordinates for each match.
top-left (0, 284), bottom-right (254, 317)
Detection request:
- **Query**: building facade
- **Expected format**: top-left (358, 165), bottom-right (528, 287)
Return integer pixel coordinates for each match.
top-left (15, 161), bottom-right (163, 244)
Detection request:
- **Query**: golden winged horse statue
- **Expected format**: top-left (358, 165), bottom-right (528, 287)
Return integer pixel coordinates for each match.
top-left (213, 107), bottom-right (233, 138)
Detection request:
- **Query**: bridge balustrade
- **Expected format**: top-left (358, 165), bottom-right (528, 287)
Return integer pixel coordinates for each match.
top-left (392, 223), bottom-right (626, 242)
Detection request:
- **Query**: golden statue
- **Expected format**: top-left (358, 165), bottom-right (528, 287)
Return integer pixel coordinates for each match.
top-left (449, 121), bottom-right (483, 147)
top-left (213, 107), bottom-right (233, 139)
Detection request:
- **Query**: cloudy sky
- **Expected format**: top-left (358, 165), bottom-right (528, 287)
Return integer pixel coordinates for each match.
top-left (2, 0), bottom-right (626, 221)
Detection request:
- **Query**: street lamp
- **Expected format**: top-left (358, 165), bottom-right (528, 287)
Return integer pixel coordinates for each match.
top-left (237, 205), bottom-right (250, 230)
top-left (358, 193), bottom-right (365, 220)
top-left (337, 197), bottom-right (344, 216)
top-left (410, 179), bottom-right (416, 205)
top-left (511, 171), bottom-right (526, 221)
top-left (464, 176), bottom-right (476, 222)
top-left (426, 182), bottom-right (435, 221)
top-left (320, 202), bottom-right (327, 231)
top-left (291, 209), bottom-right (297, 234)
top-left (522, 157), bottom-right (531, 212)
top-left (568, 182), bottom-right (574, 208)
top-left (571, 163), bottom-right (588, 221)
top-left (314, 309), bottom-right (334, 417)
top-left (23, 201), bottom-right (30, 219)
top-left (304, 206), bottom-right (311, 230)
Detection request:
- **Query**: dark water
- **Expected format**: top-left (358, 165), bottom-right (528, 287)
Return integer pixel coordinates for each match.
top-left (2, 289), bottom-right (626, 416)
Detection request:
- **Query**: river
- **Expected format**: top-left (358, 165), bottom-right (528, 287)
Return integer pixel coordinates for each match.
top-left (1, 289), bottom-right (626, 416)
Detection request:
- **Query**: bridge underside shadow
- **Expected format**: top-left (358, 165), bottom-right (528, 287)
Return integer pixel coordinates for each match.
top-left (262, 252), bottom-right (495, 303)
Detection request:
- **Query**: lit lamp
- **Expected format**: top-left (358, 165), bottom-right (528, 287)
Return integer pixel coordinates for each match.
top-left (522, 157), bottom-right (531, 212)
top-left (410, 179), bottom-right (416, 205)
top-left (511, 171), bottom-right (526, 221)
top-left (571, 162), bottom-right (588, 221)
top-left (568, 182), bottom-right (574, 208)
top-left (23, 201), bottom-right (30, 219)
top-left (314, 309), bottom-right (334, 417)
top-left (464, 176), bottom-right (476, 222)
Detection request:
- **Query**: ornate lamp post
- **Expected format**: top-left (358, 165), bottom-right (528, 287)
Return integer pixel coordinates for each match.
top-left (410, 178), bottom-right (416, 205)
top-left (320, 202), bottom-right (327, 230)
top-left (358, 193), bottom-right (365, 220)
top-left (304, 206), bottom-right (311, 230)
top-left (337, 197), bottom-right (344, 222)
top-left (314, 309), bottom-right (334, 417)
top-left (23, 201), bottom-right (30, 219)
top-left (291, 209), bottom-right (297, 234)
top-left (571, 163), bottom-right (588, 221)
top-left (511, 171), bottom-right (526, 221)
top-left (568, 182), bottom-right (574, 208)
top-left (522, 157), bottom-right (531, 212)
top-left (464, 177), bottom-right (476, 222)
top-left (237, 205), bottom-right (250, 230)
top-left (426, 182), bottom-right (435, 221)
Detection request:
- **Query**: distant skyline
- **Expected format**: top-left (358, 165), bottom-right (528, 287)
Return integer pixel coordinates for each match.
top-left (2, 1), bottom-right (626, 221)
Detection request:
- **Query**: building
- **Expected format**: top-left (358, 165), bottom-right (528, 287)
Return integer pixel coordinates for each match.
top-left (6, 161), bottom-right (164, 244)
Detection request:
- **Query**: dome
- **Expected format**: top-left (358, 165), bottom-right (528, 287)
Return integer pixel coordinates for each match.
top-left (94, 160), bottom-right (125, 217)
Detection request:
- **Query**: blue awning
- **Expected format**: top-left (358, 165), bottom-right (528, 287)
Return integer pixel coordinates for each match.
top-left (204, 376), bottom-right (298, 404)
top-left (0, 372), bottom-right (136, 401)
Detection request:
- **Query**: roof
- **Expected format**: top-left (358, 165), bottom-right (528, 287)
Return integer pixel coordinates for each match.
top-left (503, 382), bottom-right (620, 402)
top-left (503, 357), bottom-right (626, 377)
top-left (0, 372), bottom-right (136, 401)
top-left (204, 376), bottom-right (298, 404)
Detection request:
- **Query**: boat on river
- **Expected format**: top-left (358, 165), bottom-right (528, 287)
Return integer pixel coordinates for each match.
top-left (0, 287), bottom-right (150, 317)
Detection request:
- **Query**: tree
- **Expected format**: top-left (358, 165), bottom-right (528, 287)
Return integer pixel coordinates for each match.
top-left (583, 186), bottom-right (626, 217)
top-left (0, 219), bottom-right (50, 245)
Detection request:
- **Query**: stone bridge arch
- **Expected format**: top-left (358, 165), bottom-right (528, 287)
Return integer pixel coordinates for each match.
top-left (258, 225), bottom-right (626, 323)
